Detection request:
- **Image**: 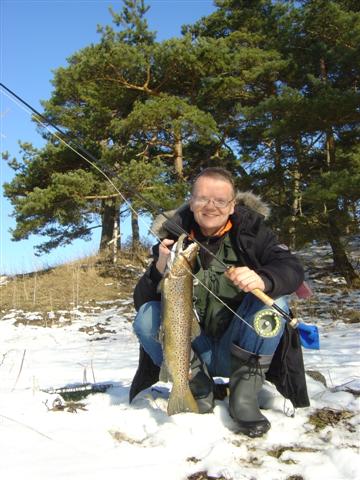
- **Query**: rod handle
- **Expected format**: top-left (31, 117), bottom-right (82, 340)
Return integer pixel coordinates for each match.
top-left (252, 288), bottom-right (274, 307)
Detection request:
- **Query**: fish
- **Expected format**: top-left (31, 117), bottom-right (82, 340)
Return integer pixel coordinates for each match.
top-left (160, 233), bottom-right (200, 415)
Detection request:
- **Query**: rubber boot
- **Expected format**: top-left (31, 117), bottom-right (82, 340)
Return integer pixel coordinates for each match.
top-left (189, 351), bottom-right (215, 414)
top-left (229, 344), bottom-right (273, 438)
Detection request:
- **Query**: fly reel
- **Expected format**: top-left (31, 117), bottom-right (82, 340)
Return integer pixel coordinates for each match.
top-left (253, 309), bottom-right (282, 338)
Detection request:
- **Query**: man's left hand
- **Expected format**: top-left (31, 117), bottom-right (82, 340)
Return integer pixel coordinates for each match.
top-left (225, 266), bottom-right (265, 293)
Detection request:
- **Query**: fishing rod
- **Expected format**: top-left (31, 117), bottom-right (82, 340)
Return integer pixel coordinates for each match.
top-left (0, 82), bottom-right (314, 341)
top-left (0, 82), bottom-right (227, 269)
top-left (0, 82), bottom-right (246, 276)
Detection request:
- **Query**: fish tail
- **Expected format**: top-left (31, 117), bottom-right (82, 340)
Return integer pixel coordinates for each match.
top-left (167, 385), bottom-right (199, 415)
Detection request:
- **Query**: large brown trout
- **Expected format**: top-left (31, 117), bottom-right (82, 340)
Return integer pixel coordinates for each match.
top-left (160, 234), bottom-right (200, 415)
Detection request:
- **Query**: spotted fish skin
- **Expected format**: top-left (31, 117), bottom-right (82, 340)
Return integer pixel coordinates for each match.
top-left (161, 234), bottom-right (200, 415)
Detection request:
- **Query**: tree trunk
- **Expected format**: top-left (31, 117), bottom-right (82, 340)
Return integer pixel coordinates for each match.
top-left (327, 214), bottom-right (360, 288)
top-left (350, 201), bottom-right (359, 230)
top-left (131, 208), bottom-right (140, 250)
top-left (324, 127), bottom-right (360, 287)
top-left (274, 138), bottom-right (284, 206)
top-left (174, 130), bottom-right (183, 178)
top-left (112, 217), bottom-right (119, 264)
top-left (325, 135), bottom-right (360, 288)
top-left (289, 139), bottom-right (303, 249)
top-left (270, 83), bottom-right (286, 209)
top-left (99, 200), bottom-right (117, 252)
top-left (289, 166), bottom-right (302, 250)
top-left (319, 56), bottom-right (359, 286)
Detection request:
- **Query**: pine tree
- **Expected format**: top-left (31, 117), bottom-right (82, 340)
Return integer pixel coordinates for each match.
top-left (188, 0), bottom-right (360, 286)
top-left (279, 0), bottom-right (360, 286)
top-left (3, 1), bottom-right (173, 255)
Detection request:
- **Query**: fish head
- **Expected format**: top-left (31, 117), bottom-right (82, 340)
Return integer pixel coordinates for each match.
top-left (168, 234), bottom-right (199, 276)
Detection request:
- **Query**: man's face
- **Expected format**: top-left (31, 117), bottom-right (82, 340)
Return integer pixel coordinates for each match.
top-left (190, 176), bottom-right (235, 236)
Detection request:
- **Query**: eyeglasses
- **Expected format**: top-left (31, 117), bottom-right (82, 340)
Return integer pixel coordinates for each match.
top-left (191, 196), bottom-right (234, 209)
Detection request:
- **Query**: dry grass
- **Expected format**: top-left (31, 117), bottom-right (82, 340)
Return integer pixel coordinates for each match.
top-left (0, 251), bottom-right (147, 314)
top-left (343, 309), bottom-right (360, 323)
top-left (109, 430), bottom-right (146, 445)
top-left (307, 407), bottom-right (355, 431)
top-left (187, 473), bottom-right (230, 480)
top-left (267, 445), bottom-right (319, 459)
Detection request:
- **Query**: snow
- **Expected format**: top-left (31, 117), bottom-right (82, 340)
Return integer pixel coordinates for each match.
top-left (1, 250), bottom-right (360, 479)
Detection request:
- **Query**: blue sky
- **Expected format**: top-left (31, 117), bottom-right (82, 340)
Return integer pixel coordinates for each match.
top-left (0, 0), bottom-right (216, 275)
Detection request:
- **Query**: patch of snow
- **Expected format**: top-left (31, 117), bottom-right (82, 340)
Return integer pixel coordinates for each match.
top-left (1, 240), bottom-right (359, 479)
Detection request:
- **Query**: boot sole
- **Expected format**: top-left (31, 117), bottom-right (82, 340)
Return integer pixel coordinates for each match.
top-left (236, 421), bottom-right (271, 438)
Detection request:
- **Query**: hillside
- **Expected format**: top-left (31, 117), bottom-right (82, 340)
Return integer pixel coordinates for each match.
top-left (0, 251), bottom-right (147, 323)
top-left (1, 238), bottom-right (359, 325)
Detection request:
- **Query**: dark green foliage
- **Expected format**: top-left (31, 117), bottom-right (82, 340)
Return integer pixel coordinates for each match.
top-left (3, 0), bottom-right (359, 284)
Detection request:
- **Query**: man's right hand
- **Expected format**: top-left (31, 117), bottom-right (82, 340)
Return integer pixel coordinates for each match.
top-left (155, 238), bottom-right (175, 274)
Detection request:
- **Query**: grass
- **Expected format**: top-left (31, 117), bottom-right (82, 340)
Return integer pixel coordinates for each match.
top-left (187, 473), bottom-right (229, 480)
top-left (307, 407), bottom-right (355, 431)
top-left (267, 445), bottom-right (319, 459)
top-left (0, 250), bottom-right (147, 315)
top-left (343, 309), bottom-right (360, 323)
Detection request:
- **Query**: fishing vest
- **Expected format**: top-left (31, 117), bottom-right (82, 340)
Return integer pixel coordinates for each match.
top-left (193, 233), bottom-right (246, 338)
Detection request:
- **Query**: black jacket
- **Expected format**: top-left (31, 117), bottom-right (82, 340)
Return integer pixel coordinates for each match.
top-left (130, 202), bottom-right (310, 408)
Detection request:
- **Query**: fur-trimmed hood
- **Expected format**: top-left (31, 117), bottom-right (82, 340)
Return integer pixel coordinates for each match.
top-left (152, 191), bottom-right (270, 238)
top-left (233, 191), bottom-right (270, 218)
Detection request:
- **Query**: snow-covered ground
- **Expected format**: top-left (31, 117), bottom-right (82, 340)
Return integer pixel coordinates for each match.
top-left (0, 243), bottom-right (359, 480)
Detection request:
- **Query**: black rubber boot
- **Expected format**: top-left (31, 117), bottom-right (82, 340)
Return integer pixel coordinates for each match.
top-left (189, 352), bottom-right (215, 414)
top-left (229, 344), bottom-right (273, 438)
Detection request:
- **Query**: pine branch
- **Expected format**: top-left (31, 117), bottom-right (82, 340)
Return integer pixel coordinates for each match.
top-left (84, 193), bottom-right (122, 200)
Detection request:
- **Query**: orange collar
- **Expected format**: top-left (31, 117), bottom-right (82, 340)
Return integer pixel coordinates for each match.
top-left (215, 219), bottom-right (233, 237)
top-left (190, 219), bottom-right (233, 239)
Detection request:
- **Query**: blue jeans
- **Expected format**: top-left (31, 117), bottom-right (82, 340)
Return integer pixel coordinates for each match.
top-left (133, 294), bottom-right (288, 378)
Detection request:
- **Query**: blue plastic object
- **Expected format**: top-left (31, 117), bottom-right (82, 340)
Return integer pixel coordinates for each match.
top-left (297, 322), bottom-right (320, 350)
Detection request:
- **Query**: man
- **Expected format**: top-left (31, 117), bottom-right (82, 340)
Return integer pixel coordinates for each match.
top-left (130, 167), bottom-right (309, 438)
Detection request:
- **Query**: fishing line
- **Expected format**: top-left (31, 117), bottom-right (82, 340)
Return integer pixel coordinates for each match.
top-left (0, 413), bottom-right (54, 441)
top-left (166, 238), bottom-right (258, 333)
top-left (0, 87), bottom-right (193, 260)
top-left (0, 86), bottom-right (133, 215)
top-left (0, 83), bottom-right (274, 334)
top-left (0, 82), bottom-right (228, 271)
top-left (2, 82), bottom-right (293, 337)
top-left (192, 272), bottom-right (259, 333)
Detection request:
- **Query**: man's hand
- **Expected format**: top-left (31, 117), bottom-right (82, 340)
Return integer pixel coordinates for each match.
top-left (155, 239), bottom-right (175, 274)
top-left (225, 266), bottom-right (265, 293)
